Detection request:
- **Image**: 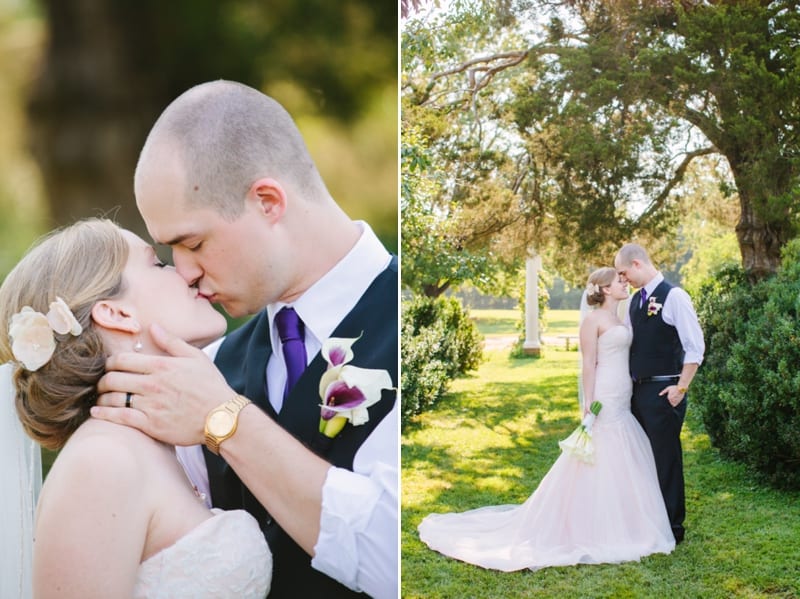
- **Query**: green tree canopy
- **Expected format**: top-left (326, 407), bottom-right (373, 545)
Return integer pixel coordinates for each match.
top-left (403, 0), bottom-right (800, 289)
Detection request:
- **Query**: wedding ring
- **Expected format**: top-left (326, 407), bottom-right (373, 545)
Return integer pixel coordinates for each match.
top-left (125, 392), bottom-right (133, 409)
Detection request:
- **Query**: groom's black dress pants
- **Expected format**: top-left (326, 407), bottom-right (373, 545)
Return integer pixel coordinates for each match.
top-left (631, 381), bottom-right (687, 542)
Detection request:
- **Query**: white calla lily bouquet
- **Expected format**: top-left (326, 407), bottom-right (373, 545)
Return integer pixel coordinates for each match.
top-left (559, 401), bottom-right (603, 464)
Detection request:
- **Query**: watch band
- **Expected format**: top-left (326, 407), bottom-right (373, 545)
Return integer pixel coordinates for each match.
top-left (204, 394), bottom-right (252, 455)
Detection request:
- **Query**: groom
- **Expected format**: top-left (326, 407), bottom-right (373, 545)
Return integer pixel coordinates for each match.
top-left (614, 244), bottom-right (704, 544)
top-left (94, 81), bottom-right (397, 598)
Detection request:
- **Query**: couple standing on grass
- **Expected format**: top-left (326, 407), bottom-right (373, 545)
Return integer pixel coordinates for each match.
top-left (419, 243), bottom-right (705, 571)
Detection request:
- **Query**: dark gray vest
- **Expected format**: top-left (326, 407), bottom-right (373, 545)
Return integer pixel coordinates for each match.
top-left (208, 257), bottom-right (397, 597)
top-left (629, 279), bottom-right (684, 379)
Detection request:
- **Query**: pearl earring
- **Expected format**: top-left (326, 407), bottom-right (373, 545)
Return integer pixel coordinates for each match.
top-left (134, 340), bottom-right (143, 352)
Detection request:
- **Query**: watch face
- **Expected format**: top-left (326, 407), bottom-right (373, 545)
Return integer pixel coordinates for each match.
top-left (208, 410), bottom-right (235, 436)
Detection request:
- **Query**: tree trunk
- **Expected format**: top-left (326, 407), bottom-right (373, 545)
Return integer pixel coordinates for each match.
top-left (25, 1), bottom-right (260, 239)
top-left (25, 1), bottom-right (167, 237)
top-left (423, 281), bottom-right (450, 298)
top-left (735, 193), bottom-right (787, 280)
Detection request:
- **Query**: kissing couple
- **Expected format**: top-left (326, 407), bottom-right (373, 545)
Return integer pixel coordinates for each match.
top-left (1, 80), bottom-right (398, 598)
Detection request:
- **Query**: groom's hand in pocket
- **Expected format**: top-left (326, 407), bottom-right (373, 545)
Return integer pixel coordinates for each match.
top-left (659, 385), bottom-right (685, 408)
top-left (92, 323), bottom-right (234, 446)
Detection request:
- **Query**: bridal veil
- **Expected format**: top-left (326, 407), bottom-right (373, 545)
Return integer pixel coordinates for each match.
top-left (0, 362), bottom-right (41, 599)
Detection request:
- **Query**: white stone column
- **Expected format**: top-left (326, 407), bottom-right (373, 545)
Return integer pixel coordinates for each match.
top-left (523, 254), bottom-right (542, 356)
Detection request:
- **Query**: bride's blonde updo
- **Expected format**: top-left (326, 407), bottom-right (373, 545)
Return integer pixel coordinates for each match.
top-left (0, 219), bottom-right (129, 450)
top-left (585, 267), bottom-right (617, 307)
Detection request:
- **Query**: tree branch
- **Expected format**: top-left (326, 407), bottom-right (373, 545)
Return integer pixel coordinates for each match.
top-left (636, 146), bottom-right (717, 222)
top-left (419, 50), bottom-right (529, 105)
top-left (678, 105), bottom-right (724, 148)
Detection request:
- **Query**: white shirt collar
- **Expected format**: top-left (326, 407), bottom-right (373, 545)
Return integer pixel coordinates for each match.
top-left (267, 221), bottom-right (391, 349)
top-left (644, 272), bottom-right (664, 297)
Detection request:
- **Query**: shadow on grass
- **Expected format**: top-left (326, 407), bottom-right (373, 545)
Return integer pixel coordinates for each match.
top-left (402, 349), bottom-right (800, 598)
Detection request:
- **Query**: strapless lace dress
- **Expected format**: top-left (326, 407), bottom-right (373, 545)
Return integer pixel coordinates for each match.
top-left (418, 325), bottom-right (675, 571)
top-left (133, 509), bottom-right (271, 598)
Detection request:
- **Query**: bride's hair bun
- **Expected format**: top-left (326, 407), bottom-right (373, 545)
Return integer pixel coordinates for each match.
top-left (585, 267), bottom-right (617, 307)
top-left (0, 219), bottom-right (129, 450)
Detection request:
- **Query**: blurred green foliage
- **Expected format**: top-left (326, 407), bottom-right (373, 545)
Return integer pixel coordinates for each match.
top-left (0, 0), bottom-right (397, 289)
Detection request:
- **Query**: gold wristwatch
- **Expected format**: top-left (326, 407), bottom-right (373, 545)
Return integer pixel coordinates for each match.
top-left (204, 394), bottom-right (252, 455)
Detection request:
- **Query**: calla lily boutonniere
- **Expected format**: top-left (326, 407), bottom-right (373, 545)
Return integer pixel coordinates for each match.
top-left (647, 296), bottom-right (663, 317)
top-left (318, 336), bottom-right (394, 439)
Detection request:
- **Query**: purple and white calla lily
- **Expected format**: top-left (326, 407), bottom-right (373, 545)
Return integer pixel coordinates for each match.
top-left (317, 336), bottom-right (393, 438)
top-left (320, 335), bottom-right (360, 367)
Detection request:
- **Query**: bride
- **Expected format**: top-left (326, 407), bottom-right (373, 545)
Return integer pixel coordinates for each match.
top-left (418, 267), bottom-right (675, 571)
top-left (0, 219), bottom-right (271, 598)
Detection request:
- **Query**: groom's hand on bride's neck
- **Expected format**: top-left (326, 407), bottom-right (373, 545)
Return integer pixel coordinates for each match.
top-left (93, 324), bottom-right (235, 446)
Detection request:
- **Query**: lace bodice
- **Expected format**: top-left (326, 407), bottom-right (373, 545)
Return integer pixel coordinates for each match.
top-left (133, 509), bottom-right (271, 598)
top-left (593, 324), bottom-right (634, 423)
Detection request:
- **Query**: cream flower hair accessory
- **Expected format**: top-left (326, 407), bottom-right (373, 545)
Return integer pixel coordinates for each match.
top-left (9, 297), bottom-right (83, 371)
top-left (586, 282), bottom-right (600, 295)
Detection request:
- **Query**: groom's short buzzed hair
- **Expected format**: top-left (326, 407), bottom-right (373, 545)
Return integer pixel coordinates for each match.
top-left (136, 80), bottom-right (327, 219)
top-left (617, 243), bottom-right (652, 267)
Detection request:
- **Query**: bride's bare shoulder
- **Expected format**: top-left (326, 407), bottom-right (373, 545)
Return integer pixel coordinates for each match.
top-left (64, 418), bottom-right (161, 459)
top-left (41, 420), bottom-right (162, 500)
top-left (580, 310), bottom-right (603, 329)
top-left (33, 422), bottom-right (161, 594)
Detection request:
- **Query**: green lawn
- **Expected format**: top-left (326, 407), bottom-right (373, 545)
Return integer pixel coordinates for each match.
top-left (402, 342), bottom-right (800, 598)
top-left (545, 309), bottom-right (581, 336)
top-left (469, 308), bottom-right (580, 340)
top-left (468, 308), bottom-right (521, 336)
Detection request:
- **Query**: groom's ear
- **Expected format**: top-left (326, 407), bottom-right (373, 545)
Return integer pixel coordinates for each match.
top-left (249, 178), bottom-right (286, 223)
top-left (90, 300), bottom-right (142, 335)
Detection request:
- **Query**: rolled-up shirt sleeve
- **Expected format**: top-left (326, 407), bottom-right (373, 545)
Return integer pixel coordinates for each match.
top-left (311, 402), bottom-right (398, 599)
top-left (664, 288), bottom-right (705, 365)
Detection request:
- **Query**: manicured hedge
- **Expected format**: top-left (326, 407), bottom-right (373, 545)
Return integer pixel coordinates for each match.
top-left (401, 295), bottom-right (483, 427)
top-left (692, 240), bottom-right (800, 490)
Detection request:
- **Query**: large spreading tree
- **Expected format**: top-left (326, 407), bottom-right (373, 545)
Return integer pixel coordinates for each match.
top-left (402, 0), bottom-right (800, 293)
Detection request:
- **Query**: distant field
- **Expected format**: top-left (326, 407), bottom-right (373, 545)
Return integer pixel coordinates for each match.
top-left (469, 308), bottom-right (580, 337)
top-left (467, 308), bottom-right (519, 336)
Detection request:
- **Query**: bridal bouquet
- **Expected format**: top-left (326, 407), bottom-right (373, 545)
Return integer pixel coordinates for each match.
top-left (559, 401), bottom-right (603, 464)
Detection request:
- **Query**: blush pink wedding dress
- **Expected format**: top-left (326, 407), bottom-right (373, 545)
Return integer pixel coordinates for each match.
top-left (418, 325), bottom-right (675, 571)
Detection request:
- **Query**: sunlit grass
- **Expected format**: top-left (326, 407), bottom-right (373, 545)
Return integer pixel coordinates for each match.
top-left (402, 344), bottom-right (800, 598)
top-left (546, 309), bottom-right (580, 336)
top-left (469, 308), bottom-right (581, 353)
top-left (468, 308), bottom-right (520, 337)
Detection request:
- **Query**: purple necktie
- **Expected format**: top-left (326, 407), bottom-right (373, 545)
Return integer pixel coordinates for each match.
top-left (640, 288), bottom-right (647, 309)
top-left (275, 307), bottom-right (307, 399)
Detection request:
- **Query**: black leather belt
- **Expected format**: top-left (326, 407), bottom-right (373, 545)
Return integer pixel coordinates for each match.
top-left (635, 375), bottom-right (680, 383)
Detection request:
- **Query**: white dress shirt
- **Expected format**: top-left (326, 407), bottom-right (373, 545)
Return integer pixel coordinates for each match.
top-left (269, 221), bottom-right (397, 597)
top-left (624, 272), bottom-right (705, 365)
top-left (177, 221), bottom-right (398, 598)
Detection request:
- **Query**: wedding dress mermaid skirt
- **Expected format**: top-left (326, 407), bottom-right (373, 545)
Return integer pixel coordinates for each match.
top-left (418, 325), bottom-right (675, 571)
